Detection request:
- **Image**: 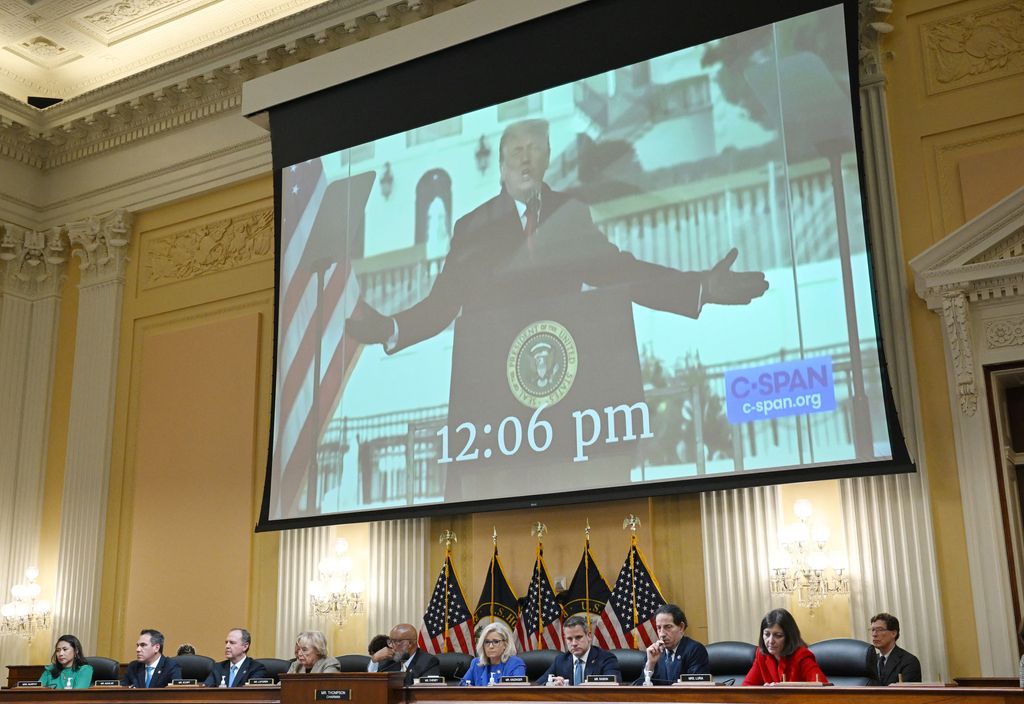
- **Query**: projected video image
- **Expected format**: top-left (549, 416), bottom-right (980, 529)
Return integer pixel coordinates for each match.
top-left (271, 4), bottom-right (892, 521)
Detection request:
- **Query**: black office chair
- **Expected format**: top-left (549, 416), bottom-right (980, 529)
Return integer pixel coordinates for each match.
top-left (173, 654), bottom-right (215, 682)
top-left (85, 656), bottom-right (120, 683)
top-left (436, 652), bottom-right (474, 682)
top-left (706, 641), bottom-right (756, 685)
top-left (336, 654), bottom-right (371, 672)
top-left (519, 649), bottom-right (559, 681)
top-left (254, 658), bottom-right (290, 682)
top-left (610, 648), bottom-right (646, 683)
top-left (808, 638), bottom-right (873, 686)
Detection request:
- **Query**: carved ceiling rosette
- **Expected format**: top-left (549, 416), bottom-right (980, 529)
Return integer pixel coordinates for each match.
top-left (0, 223), bottom-right (68, 298)
top-left (66, 208), bottom-right (133, 285)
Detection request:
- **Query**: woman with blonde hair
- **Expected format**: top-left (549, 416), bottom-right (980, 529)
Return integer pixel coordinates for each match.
top-left (287, 631), bottom-right (341, 674)
top-left (459, 621), bottom-right (525, 686)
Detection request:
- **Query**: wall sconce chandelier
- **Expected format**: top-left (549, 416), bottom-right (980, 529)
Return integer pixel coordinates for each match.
top-left (379, 162), bottom-right (394, 200)
top-left (309, 539), bottom-right (366, 627)
top-left (769, 500), bottom-right (850, 610)
top-left (0, 567), bottom-right (51, 642)
top-left (474, 135), bottom-right (492, 174)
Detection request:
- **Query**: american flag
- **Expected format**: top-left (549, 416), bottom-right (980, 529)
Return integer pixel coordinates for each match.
top-left (273, 162), bottom-right (371, 516)
top-left (592, 543), bottom-right (666, 649)
top-left (515, 550), bottom-right (564, 651)
top-left (419, 555), bottom-right (474, 654)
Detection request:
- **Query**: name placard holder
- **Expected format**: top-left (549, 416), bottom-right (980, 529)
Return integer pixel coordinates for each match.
top-left (315, 689), bottom-right (352, 700)
top-left (15, 682), bottom-right (42, 688)
top-left (169, 679), bottom-right (199, 686)
top-left (582, 674), bottom-right (619, 685)
top-left (247, 678), bottom-right (277, 686)
top-left (497, 676), bottom-right (530, 686)
top-left (93, 680), bottom-right (121, 687)
top-left (672, 673), bottom-right (715, 686)
top-left (411, 676), bottom-right (446, 687)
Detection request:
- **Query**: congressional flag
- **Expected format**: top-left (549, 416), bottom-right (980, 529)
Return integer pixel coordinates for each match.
top-left (558, 541), bottom-right (611, 628)
top-left (592, 540), bottom-right (666, 649)
top-left (273, 165), bottom-right (374, 515)
top-left (474, 544), bottom-right (520, 631)
top-left (515, 548), bottom-right (564, 651)
top-left (419, 555), bottom-right (474, 654)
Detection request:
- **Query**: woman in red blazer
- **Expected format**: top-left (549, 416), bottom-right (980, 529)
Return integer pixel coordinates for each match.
top-left (742, 608), bottom-right (828, 686)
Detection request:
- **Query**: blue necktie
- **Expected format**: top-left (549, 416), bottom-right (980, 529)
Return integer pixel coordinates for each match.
top-left (573, 659), bottom-right (583, 685)
top-left (229, 665), bottom-right (238, 687)
top-left (145, 666), bottom-right (154, 687)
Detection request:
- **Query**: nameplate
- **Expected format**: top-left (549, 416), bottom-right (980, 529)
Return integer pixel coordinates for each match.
top-left (776, 681), bottom-right (826, 687)
top-left (498, 676), bottom-right (529, 685)
top-left (94, 681), bottom-right (121, 687)
top-left (169, 679), bottom-right (199, 686)
top-left (673, 673), bottom-right (714, 686)
top-left (247, 678), bottom-right (276, 686)
top-left (15, 681), bottom-right (42, 688)
top-left (411, 676), bottom-right (446, 687)
top-left (315, 689), bottom-right (351, 700)
top-left (583, 675), bottom-right (618, 684)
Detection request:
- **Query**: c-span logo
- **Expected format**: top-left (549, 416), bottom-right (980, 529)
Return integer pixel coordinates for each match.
top-left (507, 320), bottom-right (578, 408)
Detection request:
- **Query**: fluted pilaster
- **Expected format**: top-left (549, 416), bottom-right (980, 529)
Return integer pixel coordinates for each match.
top-left (368, 518), bottom-right (428, 637)
top-left (701, 486), bottom-right (784, 641)
top-left (0, 223), bottom-right (67, 667)
top-left (276, 526), bottom-right (331, 658)
top-left (51, 210), bottom-right (132, 649)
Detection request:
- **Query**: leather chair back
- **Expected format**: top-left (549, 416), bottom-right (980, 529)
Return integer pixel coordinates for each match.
top-left (254, 658), bottom-right (290, 682)
top-left (436, 652), bottom-right (474, 682)
top-left (610, 649), bottom-right (646, 683)
top-left (519, 649), bottom-right (558, 681)
top-left (706, 641), bottom-right (756, 685)
top-left (174, 654), bottom-right (215, 681)
top-left (84, 656), bottom-right (120, 683)
top-left (808, 638), bottom-right (873, 686)
top-left (336, 655), bottom-right (371, 672)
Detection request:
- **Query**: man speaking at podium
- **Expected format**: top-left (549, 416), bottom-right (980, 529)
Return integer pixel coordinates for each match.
top-left (346, 118), bottom-right (768, 353)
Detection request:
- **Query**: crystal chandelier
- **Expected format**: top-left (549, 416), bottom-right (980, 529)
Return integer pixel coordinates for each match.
top-left (1, 567), bottom-right (51, 642)
top-left (309, 539), bottom-right (366, 628)
top-left (769, 500), bottom-right (850, 610)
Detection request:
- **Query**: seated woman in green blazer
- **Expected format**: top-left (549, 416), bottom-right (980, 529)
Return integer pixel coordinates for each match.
top-left (39, 635), bottom-right (93, 689)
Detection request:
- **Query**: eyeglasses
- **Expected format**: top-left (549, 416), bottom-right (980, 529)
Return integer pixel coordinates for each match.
top-left (869, 627), bottom-right (893, 634)
top-left (387, 638), bottom-right (412, 646)
top-left (483, 639), bottom-right (505, 646)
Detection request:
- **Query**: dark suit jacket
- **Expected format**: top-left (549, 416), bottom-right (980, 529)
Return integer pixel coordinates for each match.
top-left (867, 645), bottom-right (922, 684)
top-left (632, 637), bottom-right (710, 685)
top-left (391, 186), bottom-right (704, 352)
top-left (203, 656), bottom-right (269, 687)
top-left (378, 649), bottom-right (440, 685)
top-left (536, 646), bottom-right (621, 685)
top-left (122, 655), bottom-right (182, 688)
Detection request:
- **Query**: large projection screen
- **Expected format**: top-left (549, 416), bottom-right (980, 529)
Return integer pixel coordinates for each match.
top-left (258, 0), bottom-right (912, 529)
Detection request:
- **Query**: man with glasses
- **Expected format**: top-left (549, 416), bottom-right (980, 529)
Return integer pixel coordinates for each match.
top-left (373, 623), bottom-right (440, 684)
top-left (867, 613), bottom-right (921, 684)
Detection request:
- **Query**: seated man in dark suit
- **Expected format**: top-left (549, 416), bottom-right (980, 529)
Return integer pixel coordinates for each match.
top-left (537, 615), bottom-right (621, 685)
top-left (204, 628), bottom-right (268, 687)
top-left (867, 612), bottom-right (922, 684)
top-left (376, 623), bottom-right (440, 684)
top-left (122, 629), bottom-right (182, 688)
top-left (635, 604), bottom-right (709, 685)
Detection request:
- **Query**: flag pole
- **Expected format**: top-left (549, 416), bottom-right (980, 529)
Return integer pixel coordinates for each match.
top-left (439, 530), bottom-right (457, 654)
top-left (531, 522), bottom-right (547, 649)
top-left (623, 514), bottom-right (641, 650)
top-left (490, 527), bottom-right (497, 624)
top-left (584, 518), bottom-right (591, 631)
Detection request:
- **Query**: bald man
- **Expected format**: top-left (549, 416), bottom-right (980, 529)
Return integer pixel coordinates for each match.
top-left (375, 623), bottom-right (440, 684)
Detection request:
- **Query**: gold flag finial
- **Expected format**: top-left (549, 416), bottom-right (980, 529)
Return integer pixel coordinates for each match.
top-left (492, 526), bottom-right (497, 544)
top-left (623, 515), bottom-right (641, 533)
top-left (439, 530), bottom-right (457, 548)
top-left (585, 518), bottom-right (592, 538)
top-left (531, 522), bottom-right (547, 539)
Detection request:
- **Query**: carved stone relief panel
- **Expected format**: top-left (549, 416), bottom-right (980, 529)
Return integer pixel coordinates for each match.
top-left (140, 206), bottom-right (273, 289)
top-left (986, 315), bottom-right (1024, 349)
top-left (920, 0), bottom-right (1024, 95)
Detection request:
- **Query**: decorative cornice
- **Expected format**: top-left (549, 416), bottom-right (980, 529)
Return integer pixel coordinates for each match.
top-left (986, 315), bottom-right (1024, 349)
top-left (941, 291), bottom-right (978, 416)
top-left (859, 0), bottom-right (895, 84)
top-left (140, 206), bottom-right (273, 289)
top-left (67, 209), bottom-right (134, 286)
top-left (0, 223), bottom-right (68, 298)
top-left (0, 0), bottom-right (470, 170)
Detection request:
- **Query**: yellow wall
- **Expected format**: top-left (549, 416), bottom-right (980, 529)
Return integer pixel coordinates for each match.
top-left (95, 175), bottom-right (279, 660)
top-left (883, 0), bottom-right (1024, 677)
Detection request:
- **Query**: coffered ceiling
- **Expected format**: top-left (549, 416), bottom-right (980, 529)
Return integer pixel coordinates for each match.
top-left (0, 0), bottom-right (333, 102)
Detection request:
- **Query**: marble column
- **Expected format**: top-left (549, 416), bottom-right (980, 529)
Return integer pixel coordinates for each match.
top-left (0, 224), bottom-right (67, 666)
top-left (51, 210), bottom-right (132, 651)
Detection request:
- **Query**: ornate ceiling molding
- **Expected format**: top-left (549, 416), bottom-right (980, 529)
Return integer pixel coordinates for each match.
top-left (0, 0), bottom-right (471, 170)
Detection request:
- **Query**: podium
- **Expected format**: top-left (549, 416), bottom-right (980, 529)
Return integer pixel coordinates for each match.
top-left (280, 673), bottom-right (405, 704)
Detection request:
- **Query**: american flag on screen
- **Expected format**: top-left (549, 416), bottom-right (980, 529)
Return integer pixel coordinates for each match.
top-left (515, 548), bottom-right (564, 651)
top-left (592, 540), bottom-right (666, 649)
top-left (274, 161), bottom-right (371, 515)
top-left (419, 555), bottom-right (474, 654)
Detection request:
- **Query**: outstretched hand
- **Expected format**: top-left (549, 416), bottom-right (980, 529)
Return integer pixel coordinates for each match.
top-left (345, 302), bottom-right (393, 345)
top-left (704, 248), bottom-right (768, 305)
